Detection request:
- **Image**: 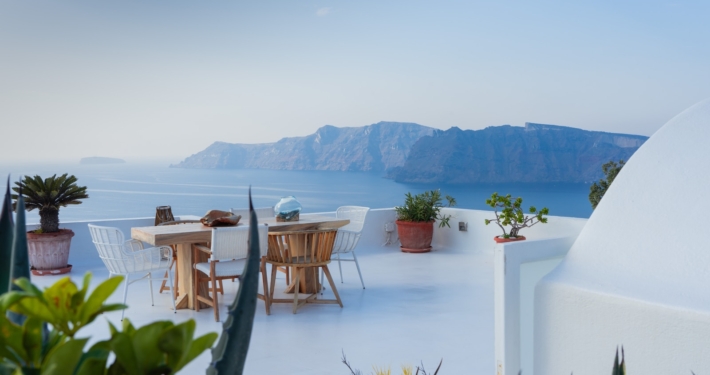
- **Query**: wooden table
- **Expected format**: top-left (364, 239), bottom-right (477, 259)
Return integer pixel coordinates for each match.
top-left (131, 215), bottom-right (349, 310)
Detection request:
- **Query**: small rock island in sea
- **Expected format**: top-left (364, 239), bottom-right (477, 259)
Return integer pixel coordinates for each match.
top-left (80, 157), bottom-right (126, 165)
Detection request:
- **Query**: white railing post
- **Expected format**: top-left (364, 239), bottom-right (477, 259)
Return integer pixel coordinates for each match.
top-left (494, 236), bottom-right (578, 375)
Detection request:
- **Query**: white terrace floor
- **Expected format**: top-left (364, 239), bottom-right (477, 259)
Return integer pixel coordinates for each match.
top-left (28, 209), bottom-right (586, 374)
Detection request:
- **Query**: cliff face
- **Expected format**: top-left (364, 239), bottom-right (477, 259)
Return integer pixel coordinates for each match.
top-left (173, 121), bottom-right (648, 184)
top-left (387, 122), bottom-right (648, 184)
top-left (171, 122), bottom-right (435, 173)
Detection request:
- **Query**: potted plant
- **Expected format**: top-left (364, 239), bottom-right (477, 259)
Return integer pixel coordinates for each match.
top-left (485, 192), bottom-right (548, 243)
top-left (12, 173), bottom-right (88, 275)
top-left (395, 190), bottom-right (456, 253)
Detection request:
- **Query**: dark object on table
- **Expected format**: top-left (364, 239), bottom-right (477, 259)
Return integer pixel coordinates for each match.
top-left (201, 210), bottom-right (241, 227)
top-left (155, 205), bottom-right (175, 226)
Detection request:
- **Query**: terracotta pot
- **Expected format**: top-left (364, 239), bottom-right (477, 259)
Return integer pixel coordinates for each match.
top-left (493, 235), bottom-right (526, 243)
top-left (396, 220), bottom-right (434, 253)
top-left (27, 229), bottom-right (74, 275)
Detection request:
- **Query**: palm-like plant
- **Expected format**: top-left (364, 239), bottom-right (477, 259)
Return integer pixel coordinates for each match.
top-left (11, 174), bottom-right (88, 233)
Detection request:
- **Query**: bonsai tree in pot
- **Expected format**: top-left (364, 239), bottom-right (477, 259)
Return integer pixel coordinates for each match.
top-left (12, 173), bottom-right (88, 275)
top-left (485, 192), bottom-right (548, 243)
top-left (395, 190), bottom-right (455, 253)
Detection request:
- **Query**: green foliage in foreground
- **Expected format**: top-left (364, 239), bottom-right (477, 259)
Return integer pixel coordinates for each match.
top-left (485, 193), bottom-right (548, 238)
top-left (395, 190), bottom-right (456, 228)
top-left (589, 160), bottom-right (625, 210)
top-left (0, 273), bottom-right (218, 374)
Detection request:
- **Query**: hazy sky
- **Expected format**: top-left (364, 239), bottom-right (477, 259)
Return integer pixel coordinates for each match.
top-left (1, 0), bottom-right (709, 163)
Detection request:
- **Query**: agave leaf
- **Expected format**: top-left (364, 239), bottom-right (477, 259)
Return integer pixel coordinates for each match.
top-left (207, 187), bottom-right (261, 374)
top-left (8, 185), bottom-right (30, 325)
top-left (1, 176), bottom-right (15, 293)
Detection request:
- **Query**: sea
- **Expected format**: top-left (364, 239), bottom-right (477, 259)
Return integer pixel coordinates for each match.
top-left (0, 162), bottom-right (593, 223)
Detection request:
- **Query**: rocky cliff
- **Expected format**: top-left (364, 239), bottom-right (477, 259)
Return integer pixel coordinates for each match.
top-left (387, 122), bottom-right (648, 183)
top-left (173, 121), bottom-right (648, 184)
top-left (171, 121), bottom-right (435, 173)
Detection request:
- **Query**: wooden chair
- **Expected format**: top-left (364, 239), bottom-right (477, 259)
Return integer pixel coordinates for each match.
top-left (231, 206), bottom-right (290, 284)
top-left (266, 229), bottom-right (342, 314)
top-left (193, 224), bottom-right (270, 321)
top-left (157, 219), bottom-right (201, 298)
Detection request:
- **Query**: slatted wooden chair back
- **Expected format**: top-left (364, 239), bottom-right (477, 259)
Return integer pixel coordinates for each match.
top-left (267, 229), bottom-right (338, 267)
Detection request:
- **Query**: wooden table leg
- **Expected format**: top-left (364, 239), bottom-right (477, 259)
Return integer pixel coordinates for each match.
top-left (175, 242), bottom-right (210, 309)
top-left (284, 266), bottom-right (321, 294)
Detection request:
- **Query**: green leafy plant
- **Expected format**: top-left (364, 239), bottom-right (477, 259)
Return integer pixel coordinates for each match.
top-left (0, 273), bottom-right (218, 375)
top-left (589, 160), bottom-right (625, 210)
top-left (395, 190), bottom-right (456, 228)
top-left (484, 193), bottom-right (549, 238)
top-left (12, 174), bottom-right (88, 233)
top-left (0, 183), bottom-right (263, 374)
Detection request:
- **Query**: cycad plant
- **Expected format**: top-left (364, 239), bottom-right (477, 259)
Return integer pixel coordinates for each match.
top-left (12, 174), bottom-right (88, 233)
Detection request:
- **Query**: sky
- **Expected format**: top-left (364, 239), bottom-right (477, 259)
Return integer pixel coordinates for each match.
top-left (1, 0), bottom-right (709, 163)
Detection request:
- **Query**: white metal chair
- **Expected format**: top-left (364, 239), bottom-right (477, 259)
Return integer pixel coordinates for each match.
top-left (193, 224), bottom-right (270, 321)
top-left (230, 207), bottom-right (274, 221)
top-left (88, 224), bottom-right (177, 320)
top-left (321, 206), bottom-right (370, 289)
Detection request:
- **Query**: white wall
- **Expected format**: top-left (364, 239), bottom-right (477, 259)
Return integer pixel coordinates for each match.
top-left (534, 98), bottom-right (710, 374)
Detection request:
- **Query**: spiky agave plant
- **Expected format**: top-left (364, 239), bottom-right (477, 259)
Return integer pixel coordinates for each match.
top-left (12, 174), bottom-right (88, 233)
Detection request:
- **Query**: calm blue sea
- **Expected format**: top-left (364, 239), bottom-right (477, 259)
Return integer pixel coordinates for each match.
top-left (0, 162), bottom-right (593, 223)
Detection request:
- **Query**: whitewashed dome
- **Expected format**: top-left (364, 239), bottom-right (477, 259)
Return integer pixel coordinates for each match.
top-left (549, 98), bottom-right (710, 307)
top-left (535, 98), bottom-right (710, 374)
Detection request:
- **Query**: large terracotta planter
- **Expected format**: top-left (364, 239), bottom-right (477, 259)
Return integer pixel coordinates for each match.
top-left (27, 229), bottom-right (74, 276)
top-left (396, 220), bottom-right (434, 253)
top-left (493, 235), bottom-right (526, 244)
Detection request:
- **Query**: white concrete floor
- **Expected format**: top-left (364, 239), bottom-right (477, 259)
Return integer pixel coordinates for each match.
top-left (30, 241), bottom-right (496, 374)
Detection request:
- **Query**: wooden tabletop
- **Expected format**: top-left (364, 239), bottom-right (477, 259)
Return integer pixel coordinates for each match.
top-left (131, 214), bottom-right (350, 246)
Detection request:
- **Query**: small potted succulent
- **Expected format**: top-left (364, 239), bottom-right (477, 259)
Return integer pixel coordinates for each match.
top-left (12, 174), bottom-right (88, 275)
top-left (395, 190), bottom-right (456, 253)
top-left (485, 192), bottom-right (548, 243)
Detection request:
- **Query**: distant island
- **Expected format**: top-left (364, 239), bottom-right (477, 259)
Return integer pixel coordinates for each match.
top-left (171, 121), bottom-right (649, 184)
top-left (80, 157), bottom-right (126, 165)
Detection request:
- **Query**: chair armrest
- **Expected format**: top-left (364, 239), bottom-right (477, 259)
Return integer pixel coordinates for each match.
top-left (124, 239), bottom-right (145, 252)
top-left (131, 245), bottom-right (172, 258)
top-left (193, 244), bottom-right (212, 256)
top-left (123, 246), bottom-right (173, 272)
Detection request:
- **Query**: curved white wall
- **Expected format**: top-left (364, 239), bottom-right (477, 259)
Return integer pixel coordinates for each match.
top-left (535, 98), bottom-right (710, 374)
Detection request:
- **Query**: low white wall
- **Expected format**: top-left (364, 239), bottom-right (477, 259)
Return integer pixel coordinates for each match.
top-left (433, 208), bottom-right (587, 254)
top-left (26, 215), bottom-right (198, 269)
top-left (535, 283), bottom-right (710, 374)
top-left (494, 236), bottom-right (579, 375)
